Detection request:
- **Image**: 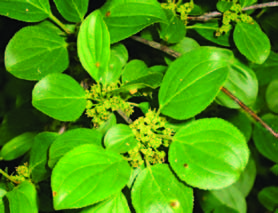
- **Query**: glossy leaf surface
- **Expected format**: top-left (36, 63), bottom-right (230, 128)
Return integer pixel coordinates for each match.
top-left (51, 144), bottom-right (131, 210)
top-left (53, 0), bottom-right (89, 22)
top-left (253, 114), bottom-right (278, 163)
top-left (80, 193), bottom-right (130, 213)
top-left (29, 132), bottom-right (58, 183)
top-left (100, 0), bottom-right (167, 43)
top-left (48, 128), bottom-right (102, 168)
top-left (5, 22), bottom-right (69, 80)
top-left (32, 73), bottom-right (86, 121)
top-left (0, 132), bottom-right (36, 161)
top-left (132, 164), bottom-right (193, 213)
top-left (233, 22), bottom-right (270, 64)
top-left (169, 118), bottom-right (249, 189)
top-left (216, 60), bottom-right (258, 109)
top-left (266, 79), bottom-right (278, 113)
top-left (0, 0), bottom-right (51, 22)
top-left (77, 10), bottom-right (110, 83)
top-left (159, 47), bottom-right (233, 120)
top-left (6, 181), bottom-right (38, 213)
top-left (104, 124), bottom-right (138, 153)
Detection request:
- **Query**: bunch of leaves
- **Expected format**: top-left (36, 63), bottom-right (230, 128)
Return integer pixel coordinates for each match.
top-left (0, 0), bottom-right (277, 212)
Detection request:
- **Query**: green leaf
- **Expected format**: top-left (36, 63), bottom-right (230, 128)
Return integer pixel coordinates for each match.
top-left (193, 21), bottom-right (231, 47)
top-left (164, 37), bottom-right (200, 65)
top-left (0, 0), bottom-right (51, 22)
top-left (29, 132), bottom-right (58, 183)
top-left (159, 9), bottom-right (186, 44)
top-left (169, 118), bottom-right (249, 190)
top-left (5, 21), bottom-right (69, 81)
top-left (51, 144), bottom-right (131, 210)
top-left (240, 0), bottom-right (257, 7)
top-left (48, 128), bottom-right (102, 168)
top-left (216, 1), bottom-right (233, 12)
top-left (232, 157), bottom-right (256, 197)
top-left (0, 132), bottom-right (36, 161)
top-left (80, 193), bottom-right (130, 213)
top-left (111, 43), bottom-right (129, 68)
top-left (100, 0), bottom-right (167, 43)
top-left (53, 0), bottom-right (89, 22)
top-left (216, 59), bottom-right (258, 109)
top-left (32, 73), bottom-right (86, 121)
top-left (258, 186), bottom-right (278, 212)
top-left (6, 181), bottom-right (38, 213)
top-left (159, 47), bottom-right (233, 120)
top-left (233, 22), bottom-right (271, 64)
top-left (132, 164), bottom-right (194, 213)
top-left (253, 114), bottom-right (278, 163)
top-left (0, 188), bottom-right (7, 212)
top-left (77, 10), bottom-right (110, 83)
top-left (122, 60), bottom-right (149, 83)
top-left (104, 124), bottom-right (138, 153)
top-left (266, 79), bottom-right (278, 113)
top-left (198, 185), bottom-right (247, 213)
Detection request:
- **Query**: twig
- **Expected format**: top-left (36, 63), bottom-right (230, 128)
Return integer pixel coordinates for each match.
top-left (187, 1), bottom-right (278, 22)
top-left (131, 35), bottom-right (278, 138)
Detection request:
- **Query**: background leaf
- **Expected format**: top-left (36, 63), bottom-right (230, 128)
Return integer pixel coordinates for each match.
top-left (48, 128), bottom-right (102, 168)
top-left (159, 47), bottom-right (233, 120)
top-left (5, 21), bottom-right (69, 81)
top-left (80, 192), bottom-right (130, 213)
top-left (0, 132), bottom-right (36, 161)
top-left (6, 181), bottom-right (38, 213)
top-left (51, 144), bottom-right (131, 210)
top-left (258, 186), bottom-right (278, 212)
top-left (0, 0), bottom-right (51, 22)
top-left (233, 22), bottom-right (271, 64)
top-left (100, 0), bottom-right (167, 43)
top-left (266, 79), bottom-right (278, 113)
top-left (29, 132), bottom-right (58, 183)
top-left (32, 73), bottom-right (86, 121)
top-left (216, 59), bottom-right (258, 109)
top-left (53, 0), bottom-right (89, 22)
top-left (169, 118), bottom-right (249, 189)
top-left (77, 10), bottom-right (110, 83)
top-left (132, 164), bottom-right (194, 213)
top-left (104, 124), bottom-right (138, 153)
top-left (253, 114), bottom-right (278, 163)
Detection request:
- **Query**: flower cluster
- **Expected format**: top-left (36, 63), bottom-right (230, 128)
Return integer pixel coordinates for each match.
top-left (12, 163), bottom-right (30, 184)
top-left (161, 0), bottom-right (194, 24)
top-left (128, 109), bottom-right (174, 167)
top-left (216, 0), bottom-right (254, 36)
top-left (85, 82), bottom-right (133, 127)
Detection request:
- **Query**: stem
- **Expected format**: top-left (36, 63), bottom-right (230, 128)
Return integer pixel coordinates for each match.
top-left (0, 169), bottom-right (18, 184)
top-left (131, 36), bottom-right (278, 138)
top-left (49, 13), bottom-right (71, 34)
top-left (187, 1), bottom-right (278, 22)
top-left (116, 110), bottom-right (133, 124)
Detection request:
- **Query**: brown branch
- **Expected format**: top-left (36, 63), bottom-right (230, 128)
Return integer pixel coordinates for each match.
top-left (131, 35), bottom-right (278, 138)
top-left (187, 1), bottom-right (278, 22)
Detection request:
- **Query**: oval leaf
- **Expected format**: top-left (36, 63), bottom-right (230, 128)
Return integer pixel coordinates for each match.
top-left (159, 47), bottom-right (233, 120)
top-left (77, 10), bottom-right (110, 83)
top-left (48, 128), bottom-right (102, 168)
top-left (258, 186), bottom-right (278, 212)
top-left (132, 164), bottom-right (194, 213)
top-left (169, 118), bottom-right (249, 190)
top-left (53, 0), bottom-right (89, 22)
top-left (0, 0), bottom-right (51, 22)
top-left (253, 114), bottom-right (278, 163)
top-left (5, 22), bottom-right (69, 80)
top-left (266, 79), bottom-right (278, 113)
top-left (233, 22), bottom-right (271, 64)
top-left (104, 124), bottom-right (138, 153)
top-left (51, 144), bottom-right (131, 210)
top-left (0, 132), bottom-right (36, 161)
top-left (29, 132), bottom-right (58, 183)
top-left (6, 181), bottom-right (38, 213)
top-left (100, 0), bottom-right (167, 43)
top-left (32, 73), bottom-right (86, 121)
top-left (216, 59), bottom-right (258, 109)
top-left (80, 193), bottom-right (130, 213)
